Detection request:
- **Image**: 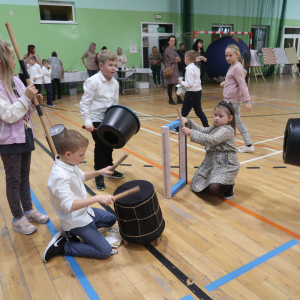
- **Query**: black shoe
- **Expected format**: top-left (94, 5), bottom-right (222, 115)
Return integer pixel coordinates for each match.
top-left (95, 175), bottom-right (106, 191)
top-left (43, 232), bottom-right (66, 262)
top-left (57, 97), bottom-right (62, 100)
top-left (177, 98), bottom-right (183, 104)
top-left (223, 184), bottom-right (235, 200)
top-left (59, 225), bottom-right (80, 242)
top-left (103, 170), bottom-right (124, 179)
top-left (169, 100), bottom-right (177, 105)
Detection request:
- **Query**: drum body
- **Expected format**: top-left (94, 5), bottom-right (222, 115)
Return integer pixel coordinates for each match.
top-left (45, 124), bottom-right (67, 154)
top-left (97, 105), bottom-right (140, 149)
top-left (114, 180), bottom-right (165, 245)
top-left (283, 118), bottom-right (300, 167)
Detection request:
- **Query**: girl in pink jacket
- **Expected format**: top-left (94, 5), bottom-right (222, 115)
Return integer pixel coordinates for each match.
top-left (0, 39), bottom-right (49, 235)
top-left (221, 44), bottom-right (254, 153)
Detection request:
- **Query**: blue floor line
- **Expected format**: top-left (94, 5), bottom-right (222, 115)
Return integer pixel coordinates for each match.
top-left (204, 239), bottom-right (299, 292)
top-left (179, 295), bottom-right (195, 300)
top-left (30, 189), bottom-right (100, 300)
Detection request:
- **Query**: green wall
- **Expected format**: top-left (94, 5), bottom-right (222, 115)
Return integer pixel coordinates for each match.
top-left (0, 4), bottom-right (180, 71)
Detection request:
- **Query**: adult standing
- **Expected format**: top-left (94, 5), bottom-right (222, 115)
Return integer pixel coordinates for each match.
top-left (81, 43), bottom-right (98, 77)
top-left (117, 47), bottom-right (127, 79)
top-left (19, 45), bottom-right (42, 87)
top-left (149, 46), bottom-right (162, 87)
top-left (164, 35), bottom-right (182, 105)
top-left (48, 51), bottom-right (64, 100)
top-left (177, 43), bottom-right (186, 79)
top-left (193, 39), bottom-right (207, 82)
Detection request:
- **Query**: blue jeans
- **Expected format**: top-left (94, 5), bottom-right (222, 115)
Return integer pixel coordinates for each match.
top-left (64, 208), bottom-right (117, 259)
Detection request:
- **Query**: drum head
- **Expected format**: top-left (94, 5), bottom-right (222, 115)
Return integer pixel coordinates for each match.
top-left (49, 124), bottom-right (66, 136)
top-left (114, 180), bottom-right (154, 206)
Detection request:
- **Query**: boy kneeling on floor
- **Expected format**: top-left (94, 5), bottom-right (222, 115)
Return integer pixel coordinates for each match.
top-left (44, 130), bottom-right (116, 262)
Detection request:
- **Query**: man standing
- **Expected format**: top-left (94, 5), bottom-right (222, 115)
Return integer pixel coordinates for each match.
top-left (177, 43), bottom-right (186, 79)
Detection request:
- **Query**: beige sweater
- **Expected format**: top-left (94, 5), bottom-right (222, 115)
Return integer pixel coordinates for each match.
top-left (81, 51), bottom-right (98, 70)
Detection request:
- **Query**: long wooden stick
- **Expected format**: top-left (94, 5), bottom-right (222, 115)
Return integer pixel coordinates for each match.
top-left (177, 108), bottom-right (185, 127)
top-left (5, 22), bottom-right (57, 159)
top-left (110, 154), bottom-right (129, 171)
top-left (114, 186), bottom-right (140, 200)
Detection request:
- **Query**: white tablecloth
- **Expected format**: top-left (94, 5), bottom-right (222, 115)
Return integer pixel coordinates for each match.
top-left (61, 71), bottom-right (88, 83)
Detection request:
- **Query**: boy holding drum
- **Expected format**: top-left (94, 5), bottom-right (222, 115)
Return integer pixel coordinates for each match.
top-left (80, 50), bottom-right (124, 191)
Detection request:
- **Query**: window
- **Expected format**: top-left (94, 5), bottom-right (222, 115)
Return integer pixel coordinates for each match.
top-left (211, 24), bottom-right (232, 42)
top-left (39, 1), bottom-right (75, 24)
top-left (251, 26), bottom-right (268, 53)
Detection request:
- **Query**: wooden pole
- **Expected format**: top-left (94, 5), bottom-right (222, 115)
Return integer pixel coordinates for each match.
top-left (5, 22), bottom-right (57, 159)
top-left (114, 186), bottom-right (140, 201)
top-left (177, 108), bottom-right (185, 128)
top-left (110, 154), bottom-right (129, 171)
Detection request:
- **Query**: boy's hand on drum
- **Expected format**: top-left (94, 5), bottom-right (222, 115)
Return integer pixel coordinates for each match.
top-left (220, 82), bottom-right (225, 87)
top-left (182, 127), bottom-right (191, 135)
top-left (36, 94), bottom-right (43, 104)
top-left (245, 103), bottom-right (252, 112)
top-left (98, 195), bottom-right (115, 206)
top-left (25, 84), bottom-right (38, 99)
top-left (99, 166), bottom-right (113, 176)
top-left (85, 124), bottom-right (94, 132)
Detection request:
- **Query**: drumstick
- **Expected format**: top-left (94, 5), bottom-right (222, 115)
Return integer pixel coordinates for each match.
top-left (110, 154), bottom-right (129, 171)
top-left (82, 125), bottom-right (96, 131)
top-left (5, 22), bottom-right (58, 159)
top-left (114, 186), bottom-right (140, 200)
top-left (177, 108), bottom-right (185, 127)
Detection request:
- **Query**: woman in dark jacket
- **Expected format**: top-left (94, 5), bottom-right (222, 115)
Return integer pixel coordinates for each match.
top-left (193, 39), bottom-right (207, 82)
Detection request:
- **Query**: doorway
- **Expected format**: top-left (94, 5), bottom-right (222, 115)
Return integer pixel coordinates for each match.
top-left (283, 27), bottom-right (300, 57)
top-left (141, 22), bottom-right (174, 68)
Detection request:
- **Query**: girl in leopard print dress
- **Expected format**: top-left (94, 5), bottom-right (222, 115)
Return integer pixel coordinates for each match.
top-left (181, 101), bottom-right (240, 199)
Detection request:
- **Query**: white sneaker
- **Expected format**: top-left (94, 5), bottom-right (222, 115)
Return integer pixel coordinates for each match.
top-left (238, 145), bottom-right (255, 153)
top-left (154, 85), bottom-right (157, 88)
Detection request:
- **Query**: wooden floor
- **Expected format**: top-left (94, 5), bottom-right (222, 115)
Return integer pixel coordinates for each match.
top-left (1, 75), bottom-right (300, 300)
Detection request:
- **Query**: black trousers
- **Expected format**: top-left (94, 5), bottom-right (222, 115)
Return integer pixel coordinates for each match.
top-left (44, 83), bottom-right (53, 105)
top-left (181, 90), bottom-right (209, 127)
top-left (178, 65), bottom-right (186, 79)
top-left (87, 69), bottom-right (97, 77)
top-left (34, 84), bottom-right (42, 94)
top-left (52, 78), bottom-right (61, 99)
top-left (91, 122), bottom-right (113, 171)
top-left (19, 73), bottom-right (27, 87)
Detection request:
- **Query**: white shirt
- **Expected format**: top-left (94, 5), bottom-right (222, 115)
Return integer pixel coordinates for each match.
top-left (47, 156), bottom-right (95, 231)
top-left (80, 71), bottom-right (119, 126)
top-left (180, 63), bottom-right (202, 91)
top-left (28, 63), bottom-right (43, 84)
top-left (41, 66), bottom-right (52, 84)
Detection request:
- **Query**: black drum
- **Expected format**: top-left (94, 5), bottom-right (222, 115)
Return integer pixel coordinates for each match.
top-left (45, 124), bottom-right (67, 154)
top-left (97, 105), bottom-right (140, 149)
top-left (283, 118), bottom-right (300, 167)
top-left (114, 180), bottom-right (165, 245)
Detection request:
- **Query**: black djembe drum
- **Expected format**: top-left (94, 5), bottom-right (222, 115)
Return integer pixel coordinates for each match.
top-left (114, 180), bottom-right (165, 245)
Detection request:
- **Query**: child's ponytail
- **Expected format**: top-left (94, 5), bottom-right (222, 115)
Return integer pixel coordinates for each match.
top-left (226, 44), bottom-right (247, 77)
top-left (0, 39), bottom-right (14, 95)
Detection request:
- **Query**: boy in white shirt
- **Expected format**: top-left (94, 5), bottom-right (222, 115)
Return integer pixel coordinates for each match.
top-left (80, 50), bottom-right (123, 191)
top-left (41, 59), bottom-right (55, 107)
top-left (28, 56), bottom-right (43, 94)
top-left (44, 130), bottom-right (117, 262)
top-left (178, 50), bottom-right (209, 127)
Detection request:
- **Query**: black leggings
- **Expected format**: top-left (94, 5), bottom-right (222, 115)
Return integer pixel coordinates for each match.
top-left (1, 152), bottom-right (33, 219)
top-left (207, 183), bottom-right (233, 198)
top-left (167, 84), bottom-right (180, 102)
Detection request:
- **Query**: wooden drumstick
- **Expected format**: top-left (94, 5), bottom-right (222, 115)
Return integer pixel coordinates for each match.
top-left (110, 154), bottom-right (129, 171)
top-left (114, 186), bottom-right (140, 200)
top-left (177, 108), bottom-right (185, 127)
top-left (5, 22), bottom-right (58, 159)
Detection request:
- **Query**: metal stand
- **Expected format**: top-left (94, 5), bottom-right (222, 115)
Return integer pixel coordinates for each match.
top-left (117, 68), bottom-right (139, 95)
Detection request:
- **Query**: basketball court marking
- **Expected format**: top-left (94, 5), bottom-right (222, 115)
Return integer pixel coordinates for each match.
top-left (204, 239), bottom-right (299, 292)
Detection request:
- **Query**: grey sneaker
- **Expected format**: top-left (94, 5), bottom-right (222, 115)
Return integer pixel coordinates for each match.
top-left (13, 216), bottom-right (37, 235)
top-left (103, 170), bottom-right (124, 179)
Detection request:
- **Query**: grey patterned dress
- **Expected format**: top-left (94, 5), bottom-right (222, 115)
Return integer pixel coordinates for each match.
top-left (186, 119), bottom-right (240, 192)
